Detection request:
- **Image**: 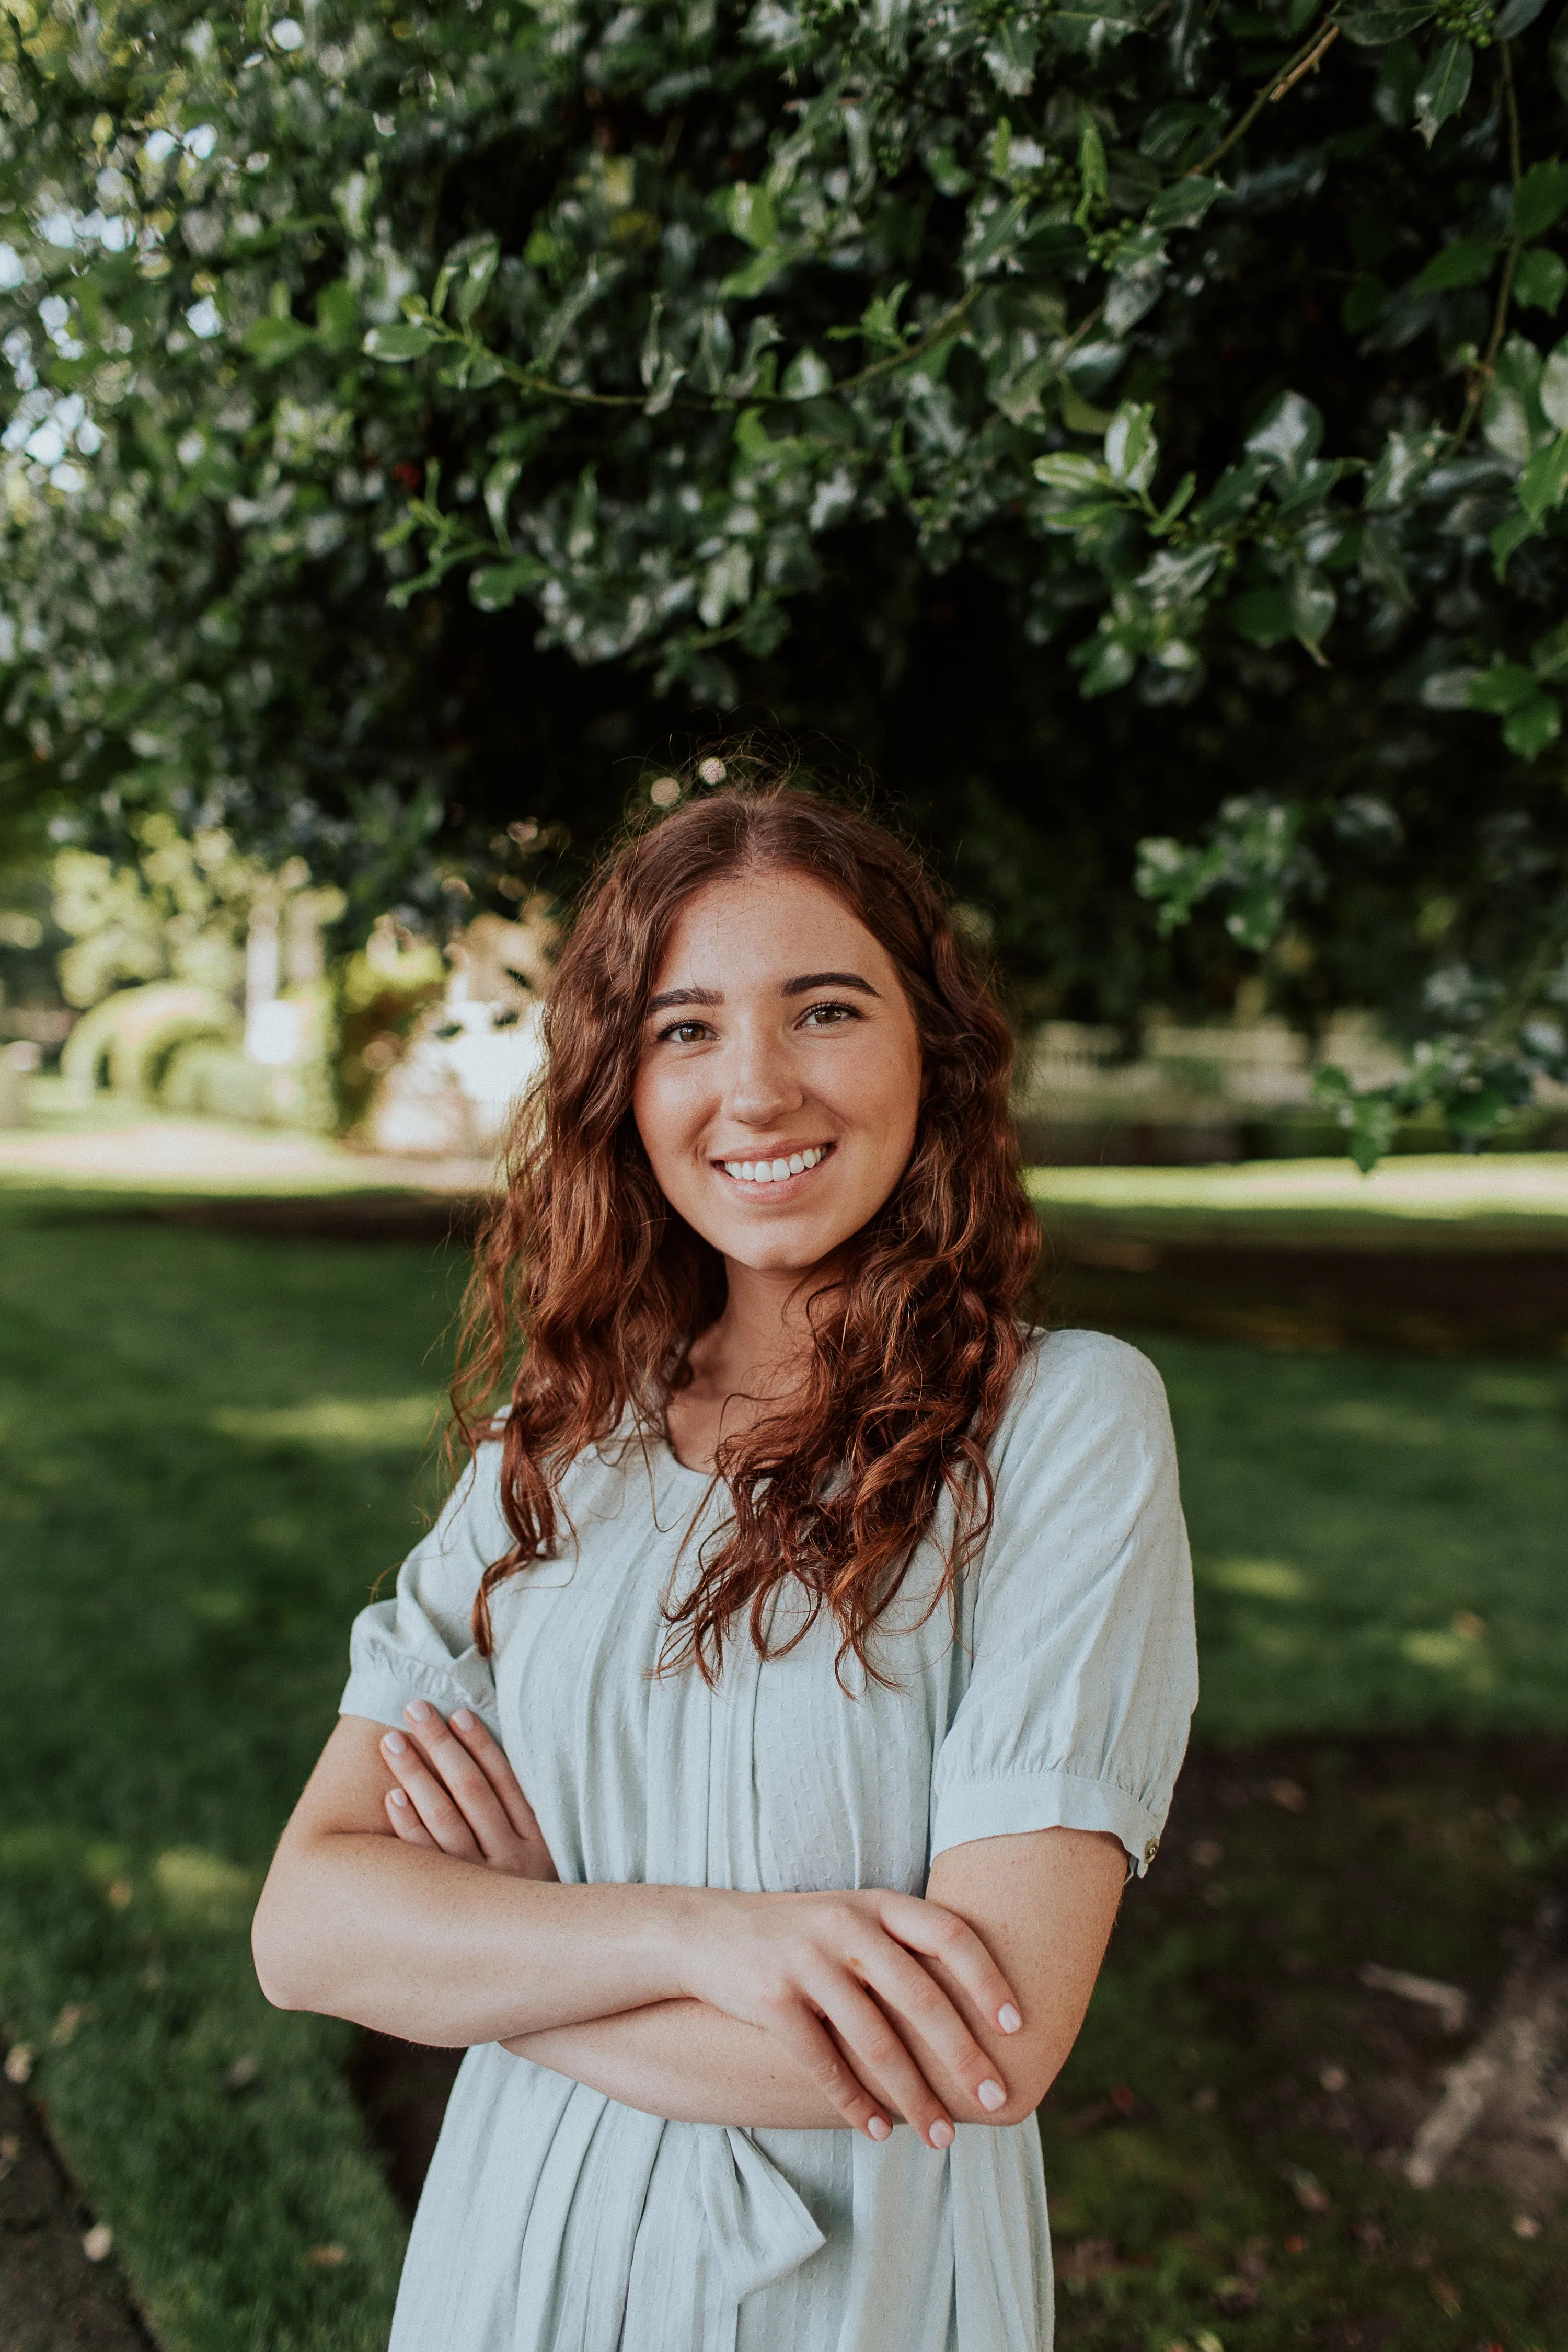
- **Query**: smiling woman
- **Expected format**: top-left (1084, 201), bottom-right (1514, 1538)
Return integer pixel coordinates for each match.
top-left (251, 768), bottom-right (1198, 2352)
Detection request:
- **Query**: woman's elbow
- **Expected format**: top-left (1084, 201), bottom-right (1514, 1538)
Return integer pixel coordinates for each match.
top-left (251, 1866), bottom-right (328, 2012)
top-left (989, 2042), bottom-right (1070, 2128)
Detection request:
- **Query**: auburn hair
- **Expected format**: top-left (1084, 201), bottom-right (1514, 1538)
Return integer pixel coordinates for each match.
top-left (450, 764), bottom-right (1040, 1684)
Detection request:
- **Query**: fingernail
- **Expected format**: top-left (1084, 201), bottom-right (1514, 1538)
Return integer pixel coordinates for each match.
top-left (998, 2004), bottom-right (1022, 2035)
top-left (452, 1709), bottom-right (475, 1730)
top-left (388, 1788), bottom-right (409, 1809)
top-left (977, 2079), bottom-right (1006, 2113)
top-left (405, 1700), bottom-right (432, 1724)
top-left (867, 2116), bottom-right (891, 2142)
top-left (382, 1731), bottom-right (406, 1756)
top-left (928, 2119), bottom-right (954, 2149)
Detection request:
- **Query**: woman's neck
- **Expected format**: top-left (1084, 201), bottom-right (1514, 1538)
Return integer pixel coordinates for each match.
top-left (667, 1255), bottom-right (836, 1470)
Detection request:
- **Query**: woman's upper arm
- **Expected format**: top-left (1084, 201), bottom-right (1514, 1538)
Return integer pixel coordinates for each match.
top-left (924, 1826), bottom-right (1125, 2124)
top-left (272, 1715), bottom-right (399, 1851)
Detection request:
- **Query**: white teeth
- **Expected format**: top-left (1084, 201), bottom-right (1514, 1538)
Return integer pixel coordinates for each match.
top-left (719, 1146), bottom-right (828, 1184)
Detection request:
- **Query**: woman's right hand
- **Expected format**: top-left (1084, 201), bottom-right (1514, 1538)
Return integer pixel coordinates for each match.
top-left (378, 1700), bottom-right (559, 1882)
top-left (675, 1886), bottom-right (1024, 2148)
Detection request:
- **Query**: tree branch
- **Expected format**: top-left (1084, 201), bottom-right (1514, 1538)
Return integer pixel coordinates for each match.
top-left (1188, 19), bottom-right (1341, 180)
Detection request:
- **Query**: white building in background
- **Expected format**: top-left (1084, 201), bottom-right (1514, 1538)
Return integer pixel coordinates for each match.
top-left (367, 912), bottom-right (550, 1159)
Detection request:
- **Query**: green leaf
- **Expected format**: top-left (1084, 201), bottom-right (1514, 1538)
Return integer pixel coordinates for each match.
top-left (1243, 390), bottom-right (1323, 483)
top-left (1530, 616), bottom-right (1568, 681)
top-left (1519, 431), bottom-right (1568, 520)
top-left (780, 346), bottom-right (831, 399)
top-left (1468, 661), bottom-right (1540, 714)
top-left (241, 315), bottom-right (315, 366)
top-left (724, 181), bottom-right (777, 250)
top-left (1515, 249), bottom-right (1568, 317)
top-left (1076, 632), bottom-right (1138, 695)
top-left (1077, 114), bottom-right (1108, 209)
top-left (1493, 0), bottom-right (1546, 32)
top-left (1512, 160), bottom-right (1568, 242)
top-left (1146, 175), bottom-right (1224, 232)
top-left (1193, 458), bottom-right (1267, 532)
top-left (1229, 587), bottom-right (1293, 647)
top-left (1482, 334), bottom-right (1549, 464)
top-left (1033, 453), bottom-right (1113, 493)
top-left (1049, 0), bottom-right (1148, 54)
top-left (719, 246), bottom-right (805, 299)
top-left (966, 193), bottom-right (1031, 276)
top-left (1414, 38), bottom-right (1473, 146)
top-left (1502, 693), bottom-right (1561, 757)
top-left (1541, 340), bottom-right (1568, 432)
top-left (1288, 567), bottom-right (1336, 647)
top-left (1338, 4), bottom-right (1434, 45)
top-left (362, 322), bottom-right (438, 362)
top-left (469, 559), bottom-right (545, 612)
top-left (1412, 238), bottom-right (1497, 294)
top-left (314, 278), bottom-right (358, 350)
top-left (1104, 400), bottom-right (1158, 494)
top-left (1491, 508), bottom-right (1541, 577)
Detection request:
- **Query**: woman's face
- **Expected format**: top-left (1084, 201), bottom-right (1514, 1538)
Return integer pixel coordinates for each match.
top-left (631, 869), bottom-right (924, 1275)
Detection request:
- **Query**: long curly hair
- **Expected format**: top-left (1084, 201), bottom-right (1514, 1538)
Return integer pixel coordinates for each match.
top-left (451, 767), bottom-right (1040, 1684)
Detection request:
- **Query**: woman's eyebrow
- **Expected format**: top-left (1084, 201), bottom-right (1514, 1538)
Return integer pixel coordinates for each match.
top-left (646, 984), bottom-right (722, 1015)
top-left (781, 971), bottom-right (881, 999)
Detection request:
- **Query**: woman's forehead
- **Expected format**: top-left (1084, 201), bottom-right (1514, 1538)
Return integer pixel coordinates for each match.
top-left (650, 871), bottom-right (887, 988)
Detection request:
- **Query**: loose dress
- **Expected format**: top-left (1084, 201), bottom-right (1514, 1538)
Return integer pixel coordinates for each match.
top-left (341, 1327), bottom-right (1198, 2352)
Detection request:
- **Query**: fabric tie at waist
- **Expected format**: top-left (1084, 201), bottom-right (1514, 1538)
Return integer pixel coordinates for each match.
top-left (698, 2126), bottom-right (826, 2301)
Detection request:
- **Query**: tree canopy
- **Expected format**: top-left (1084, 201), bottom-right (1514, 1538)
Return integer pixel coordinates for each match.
top-left (3, 0), bottom-right (1568, 1155)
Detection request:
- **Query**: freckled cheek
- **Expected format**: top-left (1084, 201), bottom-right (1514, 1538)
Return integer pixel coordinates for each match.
top-left (633, 1069), bottom-right (716, 1180)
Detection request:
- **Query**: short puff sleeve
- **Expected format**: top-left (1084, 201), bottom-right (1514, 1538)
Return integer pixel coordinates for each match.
top-left (930, 1330), bottom-right (1197, 1878)
top-left (339, 1442), bottom-right (506, 1742)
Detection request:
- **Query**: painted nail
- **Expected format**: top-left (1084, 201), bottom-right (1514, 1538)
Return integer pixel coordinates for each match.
top-left (405, 1700), bottom-right (432, 1724)
top-left (382, 1731), bottom-right (407, 1756)
top-left (388, 1788), bottom-right (409, 1809)
top-left (998, 2004), bottom-right (1022, 2035)
top-left (452, 1709), bottom-right (475, 1730)
top-left (977, 2079), bottom-right (1006, 2113)
top-left (928, 2119), bottom-right (954, 2149)
top-left (867, 2116), bottom-right (891, 2142)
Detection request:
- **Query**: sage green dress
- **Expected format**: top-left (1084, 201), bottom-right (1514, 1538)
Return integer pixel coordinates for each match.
top-left (341, 1328), bottom-right (1197, 2352)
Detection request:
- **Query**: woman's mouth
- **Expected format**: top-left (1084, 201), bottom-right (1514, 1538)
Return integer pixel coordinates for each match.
top-left (715, 1143), bottom-right (834, 1187)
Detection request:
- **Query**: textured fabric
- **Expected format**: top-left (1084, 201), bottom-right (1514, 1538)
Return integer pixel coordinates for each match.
top-left (340, 1328), bottom-right (1198, 2352)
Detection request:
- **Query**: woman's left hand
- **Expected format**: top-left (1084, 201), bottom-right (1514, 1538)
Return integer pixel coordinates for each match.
top-left (379, 1701), bottom-right (559, 1881)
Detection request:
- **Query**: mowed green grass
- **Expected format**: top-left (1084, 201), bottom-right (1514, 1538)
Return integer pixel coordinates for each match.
top-left (1, 1184), bottom-right (1566, 2348)
top-left (1143, 1334), bottom-right (1568, 1743)
top-left (0, 1191), bottom-right (456, 2350)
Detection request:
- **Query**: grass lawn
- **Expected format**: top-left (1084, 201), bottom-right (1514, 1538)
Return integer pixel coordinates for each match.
top-left (1, 1182), bottom-right (1566, 2348)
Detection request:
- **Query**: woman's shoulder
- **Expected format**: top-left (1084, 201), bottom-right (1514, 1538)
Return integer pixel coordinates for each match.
top-left (989, 1325), bottom-right (1175, 1484)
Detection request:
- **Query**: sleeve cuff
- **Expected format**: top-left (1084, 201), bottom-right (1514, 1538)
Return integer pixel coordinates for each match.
top-left (339, 1656), bottom-right (502, 1745)
top-left (930, 1768), bottom-right (1168, 1877)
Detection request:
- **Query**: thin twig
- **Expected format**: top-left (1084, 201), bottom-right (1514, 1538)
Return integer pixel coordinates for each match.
top-left (416, 284), bottom-right (982, 413)
top-left (1443, 43), bottom-right (1523, 458)
top-left (1189, 17), bottom-right (1341, 180)
top-left (1269, 24), bottom-right (1341, 106)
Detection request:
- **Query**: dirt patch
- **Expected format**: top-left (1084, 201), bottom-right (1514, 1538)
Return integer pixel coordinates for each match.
top-left (0, 2053), bottom-right (156, 2351)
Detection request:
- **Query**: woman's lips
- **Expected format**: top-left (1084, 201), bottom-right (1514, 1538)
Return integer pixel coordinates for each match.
top-left (714, 1142), bottom-right (835, 1190)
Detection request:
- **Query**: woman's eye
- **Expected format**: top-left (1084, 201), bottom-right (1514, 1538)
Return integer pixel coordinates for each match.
top-left (801, 1001), bottom-right (858, 1028)
top-left (659, 1019), bottom-right (710, 1045)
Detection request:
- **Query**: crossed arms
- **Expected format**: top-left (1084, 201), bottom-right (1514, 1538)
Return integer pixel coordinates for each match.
top-left (252, 1701), bottom-right (1125, 2148)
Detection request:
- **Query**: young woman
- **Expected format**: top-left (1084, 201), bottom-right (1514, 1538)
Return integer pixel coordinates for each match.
top-left (252, 777), bottom-right (1197, 2352)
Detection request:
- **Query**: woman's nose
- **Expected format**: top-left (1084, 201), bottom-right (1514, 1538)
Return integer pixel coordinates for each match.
top-left (723, 1028), bottom-right (805, 1125)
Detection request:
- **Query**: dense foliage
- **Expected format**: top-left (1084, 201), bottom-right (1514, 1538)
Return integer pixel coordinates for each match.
top-left (3, 0), bottom-right (1568, 1150)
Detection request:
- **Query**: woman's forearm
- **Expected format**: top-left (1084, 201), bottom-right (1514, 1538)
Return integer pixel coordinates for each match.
top-left (508, 2000), bottom-right (854, 2129)
top-left (252, 1829), bottom-right (711, 2046)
